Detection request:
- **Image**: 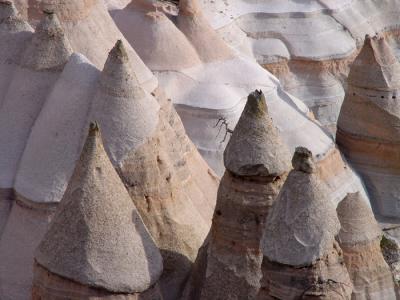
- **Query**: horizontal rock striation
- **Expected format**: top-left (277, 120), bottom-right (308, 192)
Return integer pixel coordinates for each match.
top-left (337, 192), bottom-right (396, 300)
top-left (336, 34), bottom-right (400, 219)
top-left (186, 91), bottom-right (291, 300)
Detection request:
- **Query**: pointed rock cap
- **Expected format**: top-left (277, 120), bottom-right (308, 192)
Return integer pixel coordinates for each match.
top-left (224, 90), bottom-right (291, 177)
top-left (95, 40), bottom-right (160, 165)
top-left (291, 146), bottom-right (316, 174)
top-left (337, 192), bottom-right (382, 246)
top-left (348, 34), bottom-right (400, 90)
top-left (261, 147), bottom-right (341, 266)
top-left (21, 11), bottom-right (73, 70)
top-left (34, 123), bottom-right (163, 293)
top-left (0, 0), bottom-right (29, 30)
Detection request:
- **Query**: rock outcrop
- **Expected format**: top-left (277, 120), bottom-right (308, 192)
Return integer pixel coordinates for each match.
top-left (22, 0), bottom-right (158, 91)
top-left (259, 147), bottom-right (352, 299)
top-left (337, 192), bottom-right (396, 299)
top-left (32, 123), bottom-right (164, 299)
top-left (336, 34), bottom-right (400, 219)
top-left (92, 40), bottom-right (218, 300)
top-left (184, 90), bottom-right (291, 300)
top-left (0, 12), bottom-right (72, 300)
top-left (198, 0), bottom-right (400, 131)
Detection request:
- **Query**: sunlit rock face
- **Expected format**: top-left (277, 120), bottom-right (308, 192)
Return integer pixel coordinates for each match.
top-left (259, 147), bottom-right (353, 300)
top-left (108, 1), bottom-right (366, 214)
top-left (0, 12), bottom-right (218, 299)
top-left (336, 34), bottom-right (400, 219)
top-left (198, 0), bottom-right (400, 133)
top-left (18, 0), bottom-right (158, 92)
top-left (183, 91), bottom-right (291, 300)
top-left (32, 124), bottom-right (164, 299)
top-left (337, 192), bottom-right (396, 300)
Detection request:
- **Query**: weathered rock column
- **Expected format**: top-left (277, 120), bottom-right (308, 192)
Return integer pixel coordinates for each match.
top-left (259, 147), bottom-right (353, 299)
top-left (188, 90), bottom-right (291, 300)
top-left (337, 192), bottom-right (396, 299)
top-left (32, 124), bottom-right (164, 299)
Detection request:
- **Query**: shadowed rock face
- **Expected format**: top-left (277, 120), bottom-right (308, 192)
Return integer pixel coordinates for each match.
top-left (184, 91), bottom-right (291, 300)
top-left (337, 192), bottom-right (396, 300)
top-left (259, 147), bottom-right (352, 299)
top-left (336, 34), bottom-right (400, 219)
top-left (33, 124), bottom-right (163, 297)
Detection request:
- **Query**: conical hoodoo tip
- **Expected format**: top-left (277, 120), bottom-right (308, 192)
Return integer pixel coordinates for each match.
top-left (292, 147), bottom-right (315, 173)
top-left (89, 122), bottom-right (100, 136)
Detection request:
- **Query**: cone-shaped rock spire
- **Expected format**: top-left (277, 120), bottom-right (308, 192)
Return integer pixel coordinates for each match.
top-left (177, 0), bottom-right (233, 62)
top-left (336, 192), bottom-right (396, 299)
top-left (186, 90), bottom-right (291, 299)
top-left (34, 123), bottom-right (163, 293)
top-left (348, 34), bottom-right (400, 91)
top-left (94, 40), bottom-right (160, 165)
top-left (111, 6), bottom-right (201, 70)
top-left (337, 192), bottom-right (382, 245)
top-left (262, 147), bottom-right (340, 266)
top-left (21, 11), bottom-right (72, 70)
top-left (337, 34), bottom-right (400, 218)
top-left (258, 147), bottom-right (352, 299)
top-left (224, 90), bottom-right (291, 177)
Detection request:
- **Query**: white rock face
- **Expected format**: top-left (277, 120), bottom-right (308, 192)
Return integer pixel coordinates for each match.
top-left (198, 0), bottom-right (400, 130)
top-left (14, 53), bottom-right (99, 204)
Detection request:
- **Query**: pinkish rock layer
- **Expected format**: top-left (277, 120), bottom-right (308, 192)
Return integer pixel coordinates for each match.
top-left (34, 124), bottom-right (163, 296)
top-left (92, 40), bottom-right (218, 300)
top-left (336, 34), bottom-right (400, 218)
top-left (337, 192), bottom-right (396, 299)
top-left (185, 91), bottom-right (291, 300)
top-left (259, 147), bottom-right (352, 299)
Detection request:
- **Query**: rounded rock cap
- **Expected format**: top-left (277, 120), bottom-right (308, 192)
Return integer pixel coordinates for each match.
top-left (337, 192), bottom-right (382, 246)
top-left (291, 146), bottom-right (316, 174)
top-left (224, 90), bottom-right (291, 177)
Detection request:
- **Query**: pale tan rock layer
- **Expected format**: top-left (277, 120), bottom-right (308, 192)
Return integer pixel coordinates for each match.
top-left (337, 34), bottom-right (400, 218)
top-left (117, 89), bottom-right (218, 300)
top-left (187, 91), bottom-right (290, 300)
top-left (337, 192), bottom-right (396, 299)
top-left (32, 262), bottom-right (163, 300)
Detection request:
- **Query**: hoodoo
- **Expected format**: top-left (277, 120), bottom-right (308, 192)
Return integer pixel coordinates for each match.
top-left (0, 12), bottom-right (72, 300)
top-left (185, 90), bottom-right (291, 300)
top-left (26, 0), bottom-right (158, 91)
top-left (32, 123), bottom-right (164, 299)
top-left (92, 40), bottom-right (218, 300)
top-left (337, 34), bottom-right (400, 218)
top-left (259, 147), bottom-right (352, 299)
top-left (337, 192), bottom-right (396, 299)
top-left (111, 1), bottom-right (202, 71)
top-left (177, 0), bottom-right (233, 63)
